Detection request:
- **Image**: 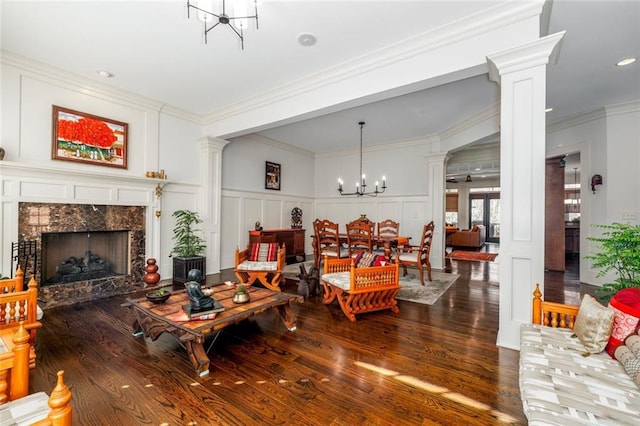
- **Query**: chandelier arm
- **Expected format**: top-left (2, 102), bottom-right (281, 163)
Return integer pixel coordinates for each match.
top-left (205, 21), bottom-right (223, 36)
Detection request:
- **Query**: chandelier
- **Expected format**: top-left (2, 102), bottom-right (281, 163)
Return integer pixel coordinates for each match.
top-left (338, 121), bottom-right (387, 197)
top-left (186, 0), bottom-right (259, 50)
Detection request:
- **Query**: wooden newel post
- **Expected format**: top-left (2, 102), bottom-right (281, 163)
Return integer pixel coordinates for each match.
top-left (532, 283), bottom-right (542, 325)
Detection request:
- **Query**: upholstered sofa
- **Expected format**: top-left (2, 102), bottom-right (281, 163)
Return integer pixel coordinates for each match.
top-left (450, 224), bottom-right (486, 249)
top-left (520, 285), bottom-right (640, 425)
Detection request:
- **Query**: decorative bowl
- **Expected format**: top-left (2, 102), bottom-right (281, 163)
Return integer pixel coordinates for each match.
top-left (232, 292), bottom-right (250, 304)
top-left (146, 289), bottom-right (171, 304)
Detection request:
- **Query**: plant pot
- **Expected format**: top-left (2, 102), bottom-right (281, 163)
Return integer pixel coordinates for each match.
top-left (172, 256), bottom-right (206, 289)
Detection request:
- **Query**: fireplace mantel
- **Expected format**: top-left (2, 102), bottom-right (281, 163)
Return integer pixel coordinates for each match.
top-left (0, 160), bottom-right (168, 305)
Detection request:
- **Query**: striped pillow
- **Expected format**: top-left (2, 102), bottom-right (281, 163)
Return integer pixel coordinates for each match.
top-left (249, 243), bottom-right (278, 262)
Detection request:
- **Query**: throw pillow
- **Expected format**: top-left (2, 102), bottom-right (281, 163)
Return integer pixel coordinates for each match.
top-left (354, 252), bottom-right (387, 268)
top-left (614, 343), bottom-right (640, 386)
top-left (249, 243), bottom-right (278, 262)
top-left (605, 287), bottom-right (640, 358)
top-left (573, 294), bottom-right (615, 353)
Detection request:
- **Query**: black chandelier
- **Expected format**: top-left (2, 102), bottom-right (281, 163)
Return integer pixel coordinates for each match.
top-left (338, 121), bottom-right (387, 197)
top-left (186, 0), bottom-right (259, 50)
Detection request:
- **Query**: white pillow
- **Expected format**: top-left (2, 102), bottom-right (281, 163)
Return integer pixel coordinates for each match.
top-left (574, 294), bottom-right (615, 353)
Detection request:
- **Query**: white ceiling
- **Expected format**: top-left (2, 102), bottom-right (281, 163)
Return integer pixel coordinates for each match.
top-left (1, 1), bottom-right (639, 170)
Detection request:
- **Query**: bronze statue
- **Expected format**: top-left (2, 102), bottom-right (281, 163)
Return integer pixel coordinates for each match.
top-left (185, 269), bottom-right (215, 311)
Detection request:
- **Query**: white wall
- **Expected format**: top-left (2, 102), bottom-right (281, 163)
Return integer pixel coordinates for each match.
top-left (546, 101), bottom-right (640, 286)
top-left (0, 56), bottom-right (203, 280)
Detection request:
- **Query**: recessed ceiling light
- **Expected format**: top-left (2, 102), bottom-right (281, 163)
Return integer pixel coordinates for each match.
top-left (545, 107), bottom-right (553, 113)
top-left (297, 33), bottom-right (317, 47)
top-left (97, 70), bottom-right (113, 78)
top-left (616, 58), bottom-right (636, 67)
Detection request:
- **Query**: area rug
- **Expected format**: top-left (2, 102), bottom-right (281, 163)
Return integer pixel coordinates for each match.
top-left (284, 262), bottom-right (459, 306)
top-left (396, 271), bottom-right (460, 305)
top-left (447, 250), bottom-right (498, 262)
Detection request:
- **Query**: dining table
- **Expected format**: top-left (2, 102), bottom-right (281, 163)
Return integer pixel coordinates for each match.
top-left (310, 233), bottom-right (410, 268)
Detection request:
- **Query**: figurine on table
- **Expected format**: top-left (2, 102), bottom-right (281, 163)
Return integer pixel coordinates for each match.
top-left (185, 269), bottom-right (215, 311)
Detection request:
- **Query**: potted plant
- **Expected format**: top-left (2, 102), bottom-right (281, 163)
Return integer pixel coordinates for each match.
top-left (587, 222), bottom-right (640, 301)
top-left (171, 210), bottom-right (206, 288)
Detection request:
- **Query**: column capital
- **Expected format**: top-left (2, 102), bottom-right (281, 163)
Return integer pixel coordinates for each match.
top-left (199, 136), bottom-right (230, 152)
top-left (487, 31), bottom-right (565, 83)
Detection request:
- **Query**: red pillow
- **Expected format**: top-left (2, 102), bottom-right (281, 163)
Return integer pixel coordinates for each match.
top-left (249, 243), bottom-right (278, 262)
top-left (354, 251), bottom-right (386, 268)
top-left (605, 287), bottom-right (640, 357)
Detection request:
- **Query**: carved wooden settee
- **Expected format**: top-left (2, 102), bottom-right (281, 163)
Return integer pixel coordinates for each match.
top-left (234, 243), bottom-right (286, 292)
top-left (321, 255), bottom-right (400, 321)
top-left (520, 284), bottom-right (640, 425)
top-left (0, 267), bottom-right (42, 372)
top-left (0, 369), bottom-right (72, 426)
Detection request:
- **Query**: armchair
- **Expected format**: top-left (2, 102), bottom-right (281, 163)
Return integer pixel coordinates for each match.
top-left (234, 243), bottom-right (286, 292)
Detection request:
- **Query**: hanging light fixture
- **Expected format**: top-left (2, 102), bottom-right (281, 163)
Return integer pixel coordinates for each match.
top-left (186, 0), bottom-right (259, 50)
top-left (338, 121), bottom-right (387, 197)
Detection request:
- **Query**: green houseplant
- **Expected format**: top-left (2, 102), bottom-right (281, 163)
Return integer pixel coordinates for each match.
top-left (171, 210), bottom-right (206, 288)
top-left (586, 222), bottom-right (640, 301)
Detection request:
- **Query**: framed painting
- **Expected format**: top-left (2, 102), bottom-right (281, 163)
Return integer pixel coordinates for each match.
top-left (52, 105), bottom-right (128, 169)
top-left (265, 161), bottom-right (281, 190)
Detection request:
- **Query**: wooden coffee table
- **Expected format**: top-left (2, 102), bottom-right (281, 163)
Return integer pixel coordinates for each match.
top-left (125, 285), bottom-right (303, 377)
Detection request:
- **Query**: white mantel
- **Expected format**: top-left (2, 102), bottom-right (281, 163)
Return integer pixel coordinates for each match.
top-left (0, 160), bottom-right (166, 276)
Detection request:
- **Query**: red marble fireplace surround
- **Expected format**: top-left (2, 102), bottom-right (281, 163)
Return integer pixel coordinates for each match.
top-left (18, 203), bottom-right (146, 308)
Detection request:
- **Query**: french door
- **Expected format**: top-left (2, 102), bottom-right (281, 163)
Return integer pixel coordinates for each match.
top-left (469, 193), bottom-right (500, 243)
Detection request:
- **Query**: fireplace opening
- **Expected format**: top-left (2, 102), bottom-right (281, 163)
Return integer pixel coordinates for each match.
top-left (41, 230), bottom-right (130, 285)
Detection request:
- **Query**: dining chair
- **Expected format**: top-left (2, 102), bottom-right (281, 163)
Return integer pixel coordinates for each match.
top-left (374, 219), bottom-right (399, 254)
top-left (394, 221), bottom-right (434, 285)
top-left (313, 219), bottom-right (347, 269)
top-left (346, 219), bottom-right (374, 257)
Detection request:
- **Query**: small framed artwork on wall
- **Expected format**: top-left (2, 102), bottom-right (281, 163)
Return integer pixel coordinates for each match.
top-left (52, 105), bottom-right (128, 169)
top-left (265, 161), bottom-right (281, 190)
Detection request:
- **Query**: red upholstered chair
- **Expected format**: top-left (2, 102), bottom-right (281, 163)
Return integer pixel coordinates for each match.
top-left (234, 243), bottom-right (286, 292)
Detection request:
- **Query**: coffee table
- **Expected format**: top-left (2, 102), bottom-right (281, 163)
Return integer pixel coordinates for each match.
top-left (125, 285), bottom-right (303, 377)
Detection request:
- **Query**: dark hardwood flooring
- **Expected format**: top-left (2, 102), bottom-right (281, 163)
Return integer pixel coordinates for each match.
top-left (29, 250), bottom-right (588, 425)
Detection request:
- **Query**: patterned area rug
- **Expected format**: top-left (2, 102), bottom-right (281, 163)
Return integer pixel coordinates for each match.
top-left (396, 271), bottom-right (460, 305)
top-left (447, 250), bottom-right (498, 262)
top-left (285, 262), bottom-right (459, 306)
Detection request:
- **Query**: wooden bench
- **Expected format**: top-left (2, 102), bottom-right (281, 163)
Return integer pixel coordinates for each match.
top-left (321, 256), bottom-right (400, 321)
top-left (0, 369), bottom-right (72, 426)
top-left (520, 284), bottom-right (640, 424)
top-left (234, 243), bottom-right (286, 292)
top-left (0, 267), bottom-right (42, 371)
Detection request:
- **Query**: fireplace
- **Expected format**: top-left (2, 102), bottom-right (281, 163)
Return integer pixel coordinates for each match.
top-left (18, 203), bottom-right (147, 308)
top-left (41, 230), bottom-right (129, 285)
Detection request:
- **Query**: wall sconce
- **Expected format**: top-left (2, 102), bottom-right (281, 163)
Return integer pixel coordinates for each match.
top-left (591, 174), bottom-right (603, 193)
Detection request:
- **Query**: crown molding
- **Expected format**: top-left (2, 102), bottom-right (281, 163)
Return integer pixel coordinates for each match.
top-left (439, 104), bottom-right (500, 141)
top-left (605, 100), bottom-right (640, 117)
top-left (240, 134), bottom-right (316, 158)
top-left (203, 1), bottom-right (545, 125)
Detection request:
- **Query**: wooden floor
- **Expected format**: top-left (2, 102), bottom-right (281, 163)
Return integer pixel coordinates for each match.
top-left (29, 251), bottom-right (588, 425)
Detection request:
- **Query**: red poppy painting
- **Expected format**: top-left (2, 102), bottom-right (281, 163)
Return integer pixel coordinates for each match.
top-left (52, 105), bottom-right (128, 168)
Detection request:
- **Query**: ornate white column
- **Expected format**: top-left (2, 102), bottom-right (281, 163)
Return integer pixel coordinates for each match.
top-left (199, 137), bottom-right (230, 275)
top-left (425, 152), bottom-right (449, 270)
top-left (487, 32), bottom-right (565, 349)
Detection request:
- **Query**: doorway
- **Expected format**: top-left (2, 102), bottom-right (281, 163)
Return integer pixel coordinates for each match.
top-left (469, 192), bottom-right (500, 243)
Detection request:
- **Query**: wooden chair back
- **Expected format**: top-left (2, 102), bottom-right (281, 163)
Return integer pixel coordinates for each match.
top-left (315, 219), bottom-right (343, 259)
top-left (377, 219), bottom-right (399, 238)
top-left (418, 221), bottom-right (435, 260)
top-left (346, 219), bottom-right (374, 257)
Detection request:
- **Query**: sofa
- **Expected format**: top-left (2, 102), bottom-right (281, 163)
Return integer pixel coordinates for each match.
top-left (450, 224), bottom-right (486, 249)
top-left (520, 285), bottom-right (640, 425)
